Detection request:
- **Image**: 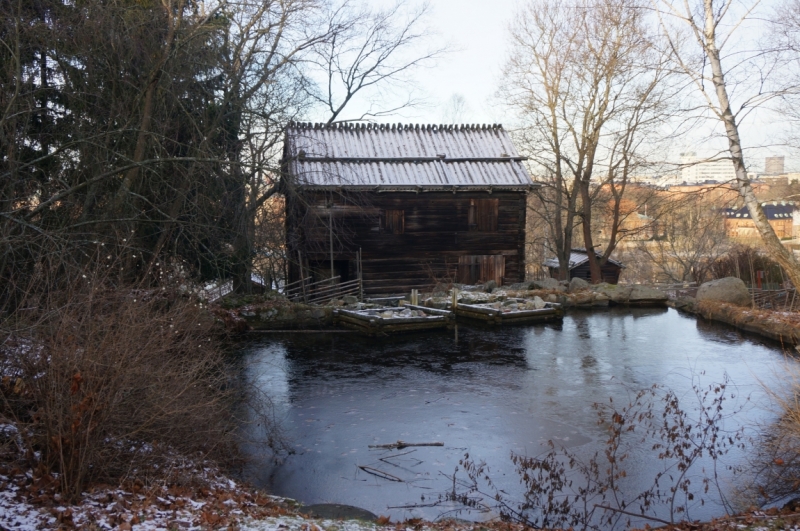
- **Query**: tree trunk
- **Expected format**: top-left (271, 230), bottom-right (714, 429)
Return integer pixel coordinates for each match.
top-left (114, 2), bottom-right (182, 212)
top-left (703, 0), bottom-right (800, 288)
top-left (579, 178), bottom-right (602, 283)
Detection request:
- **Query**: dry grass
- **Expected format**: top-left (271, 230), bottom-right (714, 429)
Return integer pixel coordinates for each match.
top-left (696, 300), bottom-right (800, 328)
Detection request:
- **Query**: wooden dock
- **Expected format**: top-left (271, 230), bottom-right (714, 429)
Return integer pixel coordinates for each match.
top-left (454, 299), bottom-right (563, 325)
top-left (333, 304), bottom-right (454, 336)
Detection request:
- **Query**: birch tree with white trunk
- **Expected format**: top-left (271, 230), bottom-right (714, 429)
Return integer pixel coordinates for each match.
top-left (656, 0), bottom-right (800, 287)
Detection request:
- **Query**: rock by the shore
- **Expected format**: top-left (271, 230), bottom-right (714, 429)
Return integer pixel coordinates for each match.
top-left (587, 283), bottom-right (666, 306)
top-left (569, 277), bottom-right (590, 292)
top-left (696, 277), bottom-right (751, 307)
top-left (667, 296), bottom-right (697, 312)
top-left (592, 283), bottom-right (632, 304)
top-left (302, 504), bottom-right (378, 522)
top-left (629, 285), bottom-right (668, 305)
top-left (533, 278), bottom-right (560, 290)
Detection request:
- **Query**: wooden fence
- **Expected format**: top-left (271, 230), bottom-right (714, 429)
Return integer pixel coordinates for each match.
top-left (750, 288), bottom-right (800, 311)
top-left (284, 275), bottom-right (362, 305)
top-left (656, 283), bottom-right (699, 300)
top-left (659, 281), bottom-right (800, 311)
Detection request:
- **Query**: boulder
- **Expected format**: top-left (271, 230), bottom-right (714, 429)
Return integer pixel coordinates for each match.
top-left (628, 285), bottom-right (668, 305)
top-left (571, 291), bottom-right (594, 305)
top-left (425, 298), bottom-right (449, 310)
top-left (533, 278), bottom-right (561, 290)
top-left (667, 297), bottom-right (696, 313)
top-left (569, 277), bottom-right (590, 292)
top-left (342, 295), bottom-right (358, 305)
top-left (546, 294), bottom-right (558, 303)
top-left (483, 280), bottom-right (498, 293)
top-left (532, 296), bottom-right (546, 309)
top-left (593, 283), bottom-right (633, 304)
top-left (696, 277), bottom-right (751, 306)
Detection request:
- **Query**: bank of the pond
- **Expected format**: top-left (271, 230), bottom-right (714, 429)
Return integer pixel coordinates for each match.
top-left (0, 446), bottom-right (532, 531)
top-left (669, 298), bottom-right (800, 346)
top-left (216, 282), bottom-right (800, 351)
top-left (6, 444), bottom-right (800, 531)
top-left (214, 283), bottom-right (669, 332)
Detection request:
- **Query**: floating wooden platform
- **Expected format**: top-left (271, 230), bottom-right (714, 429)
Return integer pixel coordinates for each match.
top-left (454, 299), bottom-right (563, 325)
top-left (333, 304), bottom-right (454, 336)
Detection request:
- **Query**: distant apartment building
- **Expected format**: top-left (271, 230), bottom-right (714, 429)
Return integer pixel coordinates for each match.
top-left (680, 152), bottom-right (737, 183)
top-left (765, 156), bottom-right (785, 175)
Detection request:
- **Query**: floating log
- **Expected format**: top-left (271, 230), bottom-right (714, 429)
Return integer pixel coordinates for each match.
top-left (368, 440), bottom-right (445, 450)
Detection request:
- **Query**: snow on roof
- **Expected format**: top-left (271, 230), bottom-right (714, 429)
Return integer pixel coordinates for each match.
top-left (722, 202), bottom-right (795, 220)
top-left (543, 249), bottom-right (625, 270)
top-left (283, 122), bottom-right (537, 191)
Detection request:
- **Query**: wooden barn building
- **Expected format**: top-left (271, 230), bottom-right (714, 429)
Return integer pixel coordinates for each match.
top-left (544, 249), bottom-right (624, 284)
top-left (282, 122), bottom-right (537, 296)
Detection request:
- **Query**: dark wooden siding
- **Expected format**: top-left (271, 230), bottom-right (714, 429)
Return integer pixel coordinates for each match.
top-left (548, 263), bottom-right (622, 284)
top-left (287, 191), bottom-right (528, 295)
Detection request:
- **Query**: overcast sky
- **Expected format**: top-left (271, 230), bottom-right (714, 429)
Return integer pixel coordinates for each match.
top-left (326, 0), bottom-right (794, 172)
top-left (326, 0), bottom-right (518, 126)
top-left (394, 0), bottom-right (519, 125)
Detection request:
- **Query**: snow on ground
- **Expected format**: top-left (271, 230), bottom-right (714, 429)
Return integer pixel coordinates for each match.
top-left (0, 453), bottom-right (400, 531)
top-left (5, 448), bottom-right (800, 531)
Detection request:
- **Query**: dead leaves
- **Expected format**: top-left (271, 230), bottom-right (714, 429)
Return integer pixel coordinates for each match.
top-left (0, 456), bottom-right (301, 530)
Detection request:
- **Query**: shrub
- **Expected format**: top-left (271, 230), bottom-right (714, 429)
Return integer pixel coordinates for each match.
top-left (746, 363), bottom-right (800, 507)
top-left (0, 283), bottom-right (239, 502)
top-left (445, 376), bottom-right (747, 530)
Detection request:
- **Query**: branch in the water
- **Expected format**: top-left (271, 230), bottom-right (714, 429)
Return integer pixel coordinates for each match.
top-left (369, 440), bottom-right (444, 450)
top-left (379, 449), bottom-right (417, 463)
top-left (357, 465), bottom-right (403, 482)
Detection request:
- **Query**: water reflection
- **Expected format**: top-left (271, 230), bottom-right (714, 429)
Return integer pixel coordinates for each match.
top-left (238, 308), bottom-right (793, 523)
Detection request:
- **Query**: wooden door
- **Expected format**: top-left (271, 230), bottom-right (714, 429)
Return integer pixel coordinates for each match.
top-left (458, 255), bottom-right (505, 285)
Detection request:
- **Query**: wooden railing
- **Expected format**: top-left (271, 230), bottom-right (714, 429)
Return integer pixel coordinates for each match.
top-left (750, 288), bottom-right (800, 311)
top-left (655, 282), bottom-right (698, 300)
top-left (285, 276), bottom-right (362, 305)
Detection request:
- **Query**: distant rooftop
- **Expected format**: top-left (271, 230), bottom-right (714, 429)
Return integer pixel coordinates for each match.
top-left (722, 202), bottom-right (795, 220)
top-left (282, 122), bottom-right (537, 191)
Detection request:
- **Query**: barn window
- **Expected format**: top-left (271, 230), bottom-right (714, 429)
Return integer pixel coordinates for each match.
top-left (468, 199), bottom-right (499, 231)
top-left (383, 209), bottom-right (404, 234)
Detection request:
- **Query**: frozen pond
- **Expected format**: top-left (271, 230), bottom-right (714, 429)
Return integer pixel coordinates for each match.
top-left (238, 307), bottom-right (795, 524)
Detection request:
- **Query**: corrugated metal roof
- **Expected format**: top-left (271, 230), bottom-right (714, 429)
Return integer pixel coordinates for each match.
top-left (283, 122), bottom-right (536, 190)
top-left (543, 249), bottom-right (625, 270)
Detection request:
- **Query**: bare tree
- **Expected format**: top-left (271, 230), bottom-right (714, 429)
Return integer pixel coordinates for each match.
top-left (306, 0), bottom-right (444, 123)
top-left (440, 93), bottom-right (471, 124)
top-left (637, 192), bottom-right (729, 282)
top-left (503, 0), bottom-right (676, 283)
top-left (655, 0), bottom-right (800, 288)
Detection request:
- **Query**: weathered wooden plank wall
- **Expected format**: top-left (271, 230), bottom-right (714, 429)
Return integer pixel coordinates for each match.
top-left (286, 191), bottom-right (528, 295)
top-left (547, 263), bottom-right (621, 284)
